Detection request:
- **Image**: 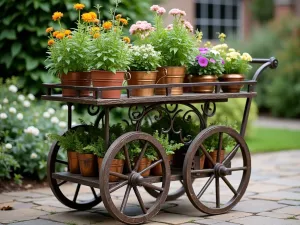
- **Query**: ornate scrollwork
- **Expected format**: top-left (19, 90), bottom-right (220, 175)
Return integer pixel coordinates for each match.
top-left (88, 105), bottom-right (101, 116)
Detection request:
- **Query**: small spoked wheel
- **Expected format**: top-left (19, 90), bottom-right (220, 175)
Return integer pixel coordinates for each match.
top-left (99, 132), bottom-right (171, 225)
top-left (47, 125), bottom-right (102, 210)
top-left (183, 126), bottom-right (251, 215)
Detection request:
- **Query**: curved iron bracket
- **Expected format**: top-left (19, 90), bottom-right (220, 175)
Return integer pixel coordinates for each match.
top-left (251, 57), bottom-right (278, 81)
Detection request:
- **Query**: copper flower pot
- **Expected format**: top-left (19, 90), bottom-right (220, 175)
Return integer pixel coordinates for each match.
top-left (219, 74), bottom-right (245, 93)
top-left (78, 153), bottom-right (98, 177)
top-left (98, 158), bottom-right (124, 182)
top-left (67, 151), bottom-right (80, 174)
top-left (61, 72), bottom-right (91, 97)
top-left (136, 158), bottom-right (152, 177)
top-left (91, 70), bottom-right (124, 99)
top-left (191, 75), bottom-right (218, 93)
top-left (205, 150), bottom-right (225, 169)
top-left (155, 66), bottom-right (186, 95)
top-left (127, 71), bottom-right (157, 97)
top-left (151, 155), bottom-right (173, 176)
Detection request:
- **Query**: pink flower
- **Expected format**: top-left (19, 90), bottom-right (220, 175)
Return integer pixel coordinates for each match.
top-left (210, 58), bottom-right (216, 64)
top-left (169, 8), bottom-right (186, 16)
top-left (199, 48), bottom-right (209, 54)
top-left (166, 24), bottom-right (173, 30)
top-left (184, 20), bottom-right (193, 32)
top-left (150, 5), bottom-right (160, 12)
top-left (198, 56), bottom-right (209, 67)
top-left (157, 7), bottom-right (166, 15)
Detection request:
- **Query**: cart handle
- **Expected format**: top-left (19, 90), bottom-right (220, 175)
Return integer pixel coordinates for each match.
top-left (251, 57), bottom-right (278, 81)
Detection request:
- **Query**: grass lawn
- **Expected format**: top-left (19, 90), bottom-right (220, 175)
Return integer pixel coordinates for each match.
top-left (246, 127), bottom-right (300, 153)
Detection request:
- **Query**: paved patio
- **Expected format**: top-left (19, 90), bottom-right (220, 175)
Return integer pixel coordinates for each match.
top-left (1, 150), bottom-right (300, 225)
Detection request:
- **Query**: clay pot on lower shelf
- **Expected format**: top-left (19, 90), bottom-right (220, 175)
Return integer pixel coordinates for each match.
top-left (98, 158), bottom-right (124, 182)
top-left (78, 153), bottom-right (98, 177)
top-left (136, 158), bottom-right (152, 177)
top-left (67, 151), bottom-right (80, 174)
top-left (61, 72), bottom-right (91, 97)
top-left (218, 74), bottom-right (245, 93)
top-left (151, 155), bottom-right (173, 176)
top-left (127, 71), bottom-right (157, 97)
top-left (91, 70), bottom-right (125, 99)
top-left (191, 75), bottom-right (218, 93)
top-left (205, 150), bottom-right (225, 169)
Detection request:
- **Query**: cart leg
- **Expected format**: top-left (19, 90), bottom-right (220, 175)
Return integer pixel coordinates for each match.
top-left (104, 107), bottom-right (110, 149)
top-left (240, 97), bottom-right (253, 138)
top-left (67, 103), bottom-right (73, 129)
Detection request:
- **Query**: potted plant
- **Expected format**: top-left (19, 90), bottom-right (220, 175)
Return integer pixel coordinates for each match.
top-left (45, 4), bottom-right (92, 97)
top-left (127, 44), bottom-right (161, 97)
top-left (89, 2), bottom-right (132, 99)
top-left (151, 131), bottom-right (183, 176)
top-left (48, 130), bottom-right (80, 174)
top-left (187, 47), bottom-right (224, 93)
top-left (213, 33), bottom-right (252, 93)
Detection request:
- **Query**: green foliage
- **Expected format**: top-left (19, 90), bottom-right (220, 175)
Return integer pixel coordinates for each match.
top-left (251, 0), bottom-right (274, 24)
top-left (47, 130), bottom-right (78, 151)
top-left (152, 130), bottom-right (183, 155)
top-left (0, 146), bottom-right (19, 180)
top-left (84, 137), bottom-right (106, 157)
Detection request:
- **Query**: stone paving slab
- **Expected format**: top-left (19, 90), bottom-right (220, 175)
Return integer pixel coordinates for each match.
top-left (232, 200), bottom-right (285, 213)
top-left (230, 215), bottom-right (300, 225)
top-left (278, 200), bottom-right (300, 206)
top-left (257, 211), bottom-right (294, 219)
top-left (272, 206), bottom-right (300, 215)
top-left (150, 212), bottom-right (201, 224)
top-left (7, 219), bottom-right (65, 225)
top-left (204, 212), bottom-right (252, 221)
top-left (0, 208), bottom-right (49, 224)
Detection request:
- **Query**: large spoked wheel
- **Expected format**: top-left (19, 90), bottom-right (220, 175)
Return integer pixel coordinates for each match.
top-left (99, 132), bottom-right (171, 225)
top-left (47, 125), bottom-right (102, 210)
top-left (183, 126), bottom-right (251, 215)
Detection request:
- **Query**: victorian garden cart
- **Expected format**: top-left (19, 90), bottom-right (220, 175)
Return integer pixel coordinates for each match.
top-left (42, 57), bottom-right (278, 224)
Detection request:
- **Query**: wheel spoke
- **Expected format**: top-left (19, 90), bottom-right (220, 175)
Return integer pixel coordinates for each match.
top-left (133, 186), bottom-right (147, 214)
top-left (222, 144), bottom-right (240, 166)
top-left (56, 159), bottom-right (68, 165)
top-left (227, 166), bottom-right (247, 172)
top-left (197, 174), bottom-right (215, 199)
top-left (221, 176), bottom-right (238, 195)
top-left (57, 180), bottom-right (67, 187)
top-left (90, 187), bottom-right (98, 199)
top-left (141, 182), bottom-right (164, 192)
top-left (133, 142), bottom-right (148, 171)
top-left (109, 171), bottom-right (129, 180)
top-left (138, 159), bottom-right (163, 175)
top-left (73, 184), bottom-right (81, 202)
top-left (109, 180), bottom-right (128, 193)
top-left (217, 132), bottom-right (223, 163)
top-left (123, 145), bottom-right (132, 173)
top-left (120, 185), bottom-right (132, 213)
top-left (200, 144), bottom-right (215, 166)
top-left (216, 176), bottom-right (220, 208)
top-left (191, 169), bottom-right (214, 174)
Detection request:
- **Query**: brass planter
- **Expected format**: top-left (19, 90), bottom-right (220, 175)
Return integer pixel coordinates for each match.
top-left (219, 74), bottom-right (245, 93)
top-left (127, 71), bottom-right (157, 97)
top-left (61, 72), bottom-right (91, 97)
top-left (155, 66), bottom-right (186, 95)
top-left (191, 75), bottom-right (218, 93)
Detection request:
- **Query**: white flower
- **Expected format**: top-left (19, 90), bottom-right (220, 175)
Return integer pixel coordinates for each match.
top-left (17, 113), bottom-right (23, 120)
top-left (51, 117), bottom-right (59, 124)
top-left (13, 101), bottom-right (17, 105)
top-left (48, 108), bottom-right (55, 115)
top-left (8, 85), bottom-right (18, 93)
top-left (210, 49), bottom-right (220, 55)
top-left (72, 106), bottom-right (75, 111)
top-left (71, 122), bottom-right (77, 127)
top-left (43, 112), bottom-right (51, 118)
top-left (59, 121), bottom-right (67, 128)
top-left (9, 107), bottom-right (17, 114)
top-left (64, 167), bottom-right (68, 172)
top-left (18, 95), bottom-right (25, 101)
top-left (5, 143), bottom-right (12, 149)
top-left (28, 94), bottom-right (35, 101)
top-left (30, 152), bottom-right (38, 159)
top-left (3, 98), bottom-right (9, 104)
top-left (62, 105), bottom-right (68, 111)
top-left (0, 113), bottom-right (8, 119)
top-left (23, 100), bottom-right (31, 107)
top-left (24, 126), bottom-right (40, 136)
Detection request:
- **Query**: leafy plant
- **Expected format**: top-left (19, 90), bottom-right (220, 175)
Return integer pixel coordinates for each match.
top-left (47, 130), bottom-right (77, 151)
top-left (84, 136), bottom-right (105, 157)
top-left (251, 0), bottom-right (274, 24)
top-left (152, 130), bottom-right (183, 155)
top-left (0, 146), bottom-right (19, 180)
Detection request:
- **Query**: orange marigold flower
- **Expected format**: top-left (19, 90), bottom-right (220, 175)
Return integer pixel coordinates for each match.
top-left (52, 11), bottom-right (63, 21)
top-left (56, 32), bottom-right (65, 39)
top-left (89, 12), bottom-right (97, 20)
top-left (64, 30), bottom-right (71, 35)
top-left (46, 27), bottom-right (53, 33)
top-left (123, 36), bottom-right (130, 44)
top-left (93, 33), bottom-right (100, 39)
top-left (119, 18), bottom-right (128, 25)
top-left (52, 31), bottom-right (59, 37)
top-left (103, 21), bottom-right (112, 30)
top-left (67, 35), bottom-right (72, 39)
top-left (48, 39), bottom-right (55, 46)
top-left (74, 3), bottom-right (85, 10)
top-left (115, 14), bottom-right (122, 20)
top-left (93, 19), bottom-right (100, 23)
top-left (82, 12), bottom-right (93, 23)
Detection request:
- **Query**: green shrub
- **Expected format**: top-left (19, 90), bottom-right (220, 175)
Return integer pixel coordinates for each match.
top-left (0, 146), bottom-right (19, 180)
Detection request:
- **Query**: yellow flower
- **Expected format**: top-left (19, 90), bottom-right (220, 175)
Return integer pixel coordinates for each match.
top-left (123, 36), bottom-right (130, 44)
top-left (52, 31), bottom-right (59, 37)
top-left (46, 27), bottom-right (53, 33)
top-left (242, 53), bottom-right (252, 61)
top-left (103, 21), bottom-right (113, 30)
top-left (116, 14), bottom-right (122, 20)
top-left (218, 33), bottom-right (226, 39)
top-left (82, 13), bottom-right (93, 23)
top-left (228, 48), bottom-right (235, 52)
top-left (89, 12), bottom-right (97, 20)
top-left (64, 30), bottom-right (71, 35)
top-left (48, 39), bottom-right (55, 46)
top-left (52, 11), bottom-right (63, 21)
top-left (204, 41), bottom-right (211, 47)
top-left (56, 32), bottom-right (65, 39)
top-left (119, 18), bottom-right (128, 25)
top-left (226, 57), bottom-right (231, 62)
top-left (93, 33), bottom-right (100, 39)
top-left (74, 3), bottom-right (85, 10)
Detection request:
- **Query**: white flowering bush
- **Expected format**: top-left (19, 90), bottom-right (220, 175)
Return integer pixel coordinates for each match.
top-left (129, 44), bottom-right (161, 71)
top-left (0, 78), bottom-right (83, 181)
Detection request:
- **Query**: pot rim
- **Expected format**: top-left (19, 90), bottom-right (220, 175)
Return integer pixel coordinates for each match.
top-left (90, 70), bottom-right (127, 73)
top-left (129, 70), bottom-right (158, 73)
top-left (157, 66), bottom-right (186, 69)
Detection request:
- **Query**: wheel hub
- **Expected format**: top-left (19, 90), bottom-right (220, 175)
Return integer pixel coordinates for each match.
top-left (128, 172), bottom-right (143, 187)
top-left (214, 163), bottom-right (230, 176)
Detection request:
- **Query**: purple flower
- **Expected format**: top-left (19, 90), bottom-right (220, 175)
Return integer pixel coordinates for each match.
top-left (199, 47), bottom-right (209, 54)
top-left (221, 59), bottom-right (225, 64)
top-left (198, 56), bottom-right (209, 67)
top-left (210, 58), bottom-right (216, 64)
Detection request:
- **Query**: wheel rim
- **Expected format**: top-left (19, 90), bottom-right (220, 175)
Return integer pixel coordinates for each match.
top-left (47, 125), bottom-right (102, 210)
top-left (183, 126), bottom-right (251, 214)
top-left (99, 132), bottom-right (171, 225)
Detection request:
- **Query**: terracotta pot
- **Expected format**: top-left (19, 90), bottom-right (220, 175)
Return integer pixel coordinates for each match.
top-left (98, 158), bottom-right (124, 182)
top-left (205, 150), bottom-right (225, 169)
top-left (127, 71), bottom-right (157, 97)
top-left (199, 154), bottom-right (206, 169)
top-left (191, 75), bottom-right (218, 93)
top-left (219, 74), bottom-right (245, 93)
top-left (151, 155), bottom-right (173, 176)
top-left (91, 70), bottom-right (124, 99)
top-left (155, 66), bottom-right (186, 95)
top-left (61, 72), bottom-right (91, 97)
top-left (78, 153), bottom-right (98, 177)
top-left (67, 151), bottom-right (80, 174)
top-left (136, 158), bottom-right (152, 177)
